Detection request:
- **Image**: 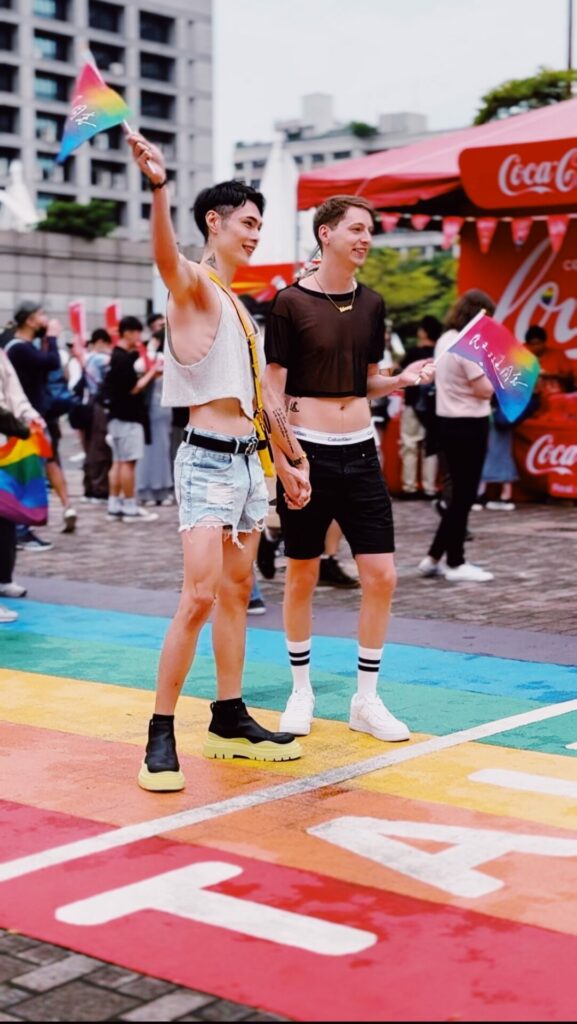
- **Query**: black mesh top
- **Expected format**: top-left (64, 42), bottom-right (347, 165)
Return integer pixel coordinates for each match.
top-left (265, 282), bottom-right (386, 398)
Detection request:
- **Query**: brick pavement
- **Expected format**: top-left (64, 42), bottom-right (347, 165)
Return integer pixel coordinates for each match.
top-left (3, 427), bottom-right (577, 1020)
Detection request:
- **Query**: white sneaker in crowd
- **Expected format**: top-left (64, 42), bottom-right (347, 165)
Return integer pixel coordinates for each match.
top-left (280, 689), bottom-right (315, 735)
top-left (122, 507), bottom-right (159, 523)
top-left (349, 693), bottom-right (410, 742)
top-left (61, 507), bottom-right (77, 533)
top-left (417, 555), bottom-right (445, 578)
top-left (0, 582), bottom-right (27, 598)
top-left (444, 562), bottom-right (494, 583)
top-left (0, 604), bottom-right (18, 623)
top-left (486, 500), bottom-right (516, 511)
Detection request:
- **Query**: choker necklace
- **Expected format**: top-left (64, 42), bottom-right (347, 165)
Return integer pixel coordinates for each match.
top-left (314, 274), bottom-right (357, 313)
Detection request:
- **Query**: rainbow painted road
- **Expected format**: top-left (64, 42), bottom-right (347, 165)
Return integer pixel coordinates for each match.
top-left (2, 599), bottom-right (577, 1021)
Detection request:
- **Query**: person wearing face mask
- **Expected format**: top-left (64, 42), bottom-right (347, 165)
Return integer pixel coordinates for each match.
top-left (4, 302), bottom-right (77, 548)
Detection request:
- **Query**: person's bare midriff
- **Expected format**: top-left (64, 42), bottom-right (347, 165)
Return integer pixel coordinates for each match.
top-left (287, 394), bottom-right (372, 434)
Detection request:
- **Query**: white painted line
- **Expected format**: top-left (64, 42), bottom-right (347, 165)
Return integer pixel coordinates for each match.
top-left (566, 742), bottom-right (577, 750)
top-left (470, 768), bottom-right (577, 799)
top-left (1, 697), bottom-right (577, 883)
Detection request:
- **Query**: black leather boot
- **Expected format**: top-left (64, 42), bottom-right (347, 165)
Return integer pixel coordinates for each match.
top-left (137, 717), bottom-right (186, 792)
top-left (203, 699), bottom-right (302, 761)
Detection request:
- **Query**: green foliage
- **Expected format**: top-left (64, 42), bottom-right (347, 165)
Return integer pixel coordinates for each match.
top-left (474, 67), bottom-right (577, 125)
top-left (358, 248), bottom-right (456, 337)
top-left (36, 199), bottom-right (117, 240)
top-left (348, 120), bottom-right (378, 138)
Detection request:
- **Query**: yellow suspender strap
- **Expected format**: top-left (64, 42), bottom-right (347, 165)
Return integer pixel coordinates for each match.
top-left (205, 269), bottom-right (264, 413)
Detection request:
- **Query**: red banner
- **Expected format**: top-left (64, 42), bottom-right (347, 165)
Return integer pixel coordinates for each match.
top-left (232, 263), bottom-right (299, 299)
top-left (410, 214), bottom-right (431, 231)
top-left (460, 139), bottom-right (577, 209)
top-left (442, 217), bottom-right (463, 249)
top-left (511, 217), bottom-right (533, 247)
top-left (476, 217), bottom-right (498, 254)
top-left (380, 214), bottom-right (400, 232)
top-left (104, 302), bottom-right (121, 344)
top-left (68, 300), bottom-right (86, 347)
top-left (547, 214), bottom-right (570, 254)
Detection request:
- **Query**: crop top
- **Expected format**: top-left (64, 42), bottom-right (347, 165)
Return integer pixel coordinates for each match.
top-left (265, 282), bottom-right (386, 398)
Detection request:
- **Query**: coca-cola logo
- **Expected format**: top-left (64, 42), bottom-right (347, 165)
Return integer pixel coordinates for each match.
top-left (525, 433), bottom-right (577, 476)
top-left (493, 236), bottom-right (577, 351)
top-left (498, 148), bottom-right (577, 197)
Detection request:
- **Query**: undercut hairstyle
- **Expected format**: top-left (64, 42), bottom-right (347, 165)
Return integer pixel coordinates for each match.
top-left (525, 324), bottom-right (547, 343)
top-left (313, 195), bottom-right (375, 248)
top-left (118, 315), bottom-right (143, 335)
top-left (444, 289), bottom-right (495, 333)
top-left (193, 180), bottom-right (265, 241)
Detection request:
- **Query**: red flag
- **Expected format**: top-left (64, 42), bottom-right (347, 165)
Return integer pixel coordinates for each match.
top-left (547, 214), bottom-right (569, 254)
top-left (410, 214), bottom-right (431, 231)
top-left (380, 214), bottom-right (400, 232)
top-left (104, 302), bottom-right (121, 344)
top-left (510, 218), bottom-right (533, 247)
top-left (476, 217), bottom-right (498, 255)
top-left (442, 217), bottom-right (463, 249)
top-left (68, 300), bottom-right (86, 347)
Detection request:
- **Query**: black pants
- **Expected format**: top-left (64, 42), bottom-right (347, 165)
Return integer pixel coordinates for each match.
top-left (428, 416), bottom-right (489, 568)
top-left (0, 516), bottom-right (16, 585)
top-left (84, 402), bottom-right (111, 499)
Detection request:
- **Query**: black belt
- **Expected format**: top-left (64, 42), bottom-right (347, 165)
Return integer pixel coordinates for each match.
top-left (182, 427), bottom-right (266, 456)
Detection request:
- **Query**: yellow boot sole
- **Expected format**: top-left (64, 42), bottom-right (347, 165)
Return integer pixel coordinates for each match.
top-left (137, 762), bottom-right (186, 792)
top-left (202, 734), bottom-right (302, 761)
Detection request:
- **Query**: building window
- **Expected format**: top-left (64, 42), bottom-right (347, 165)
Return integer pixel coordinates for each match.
top-left (37, 191), bottom-right (71, 210)
top-left (140, 53), bottom-right (174, 82)
top-left (0, 66), bottom-right (16, 93)
top-left (0, 147), bottom-right (19, 178)
top-left (88, 1), bottom-right (122, 34)
top-left (250, 179), bottom-right (261, 190)
top-left (293, 155), bottom-right (303, 165)
top-left (87, 42), bottom-right (124, 72)
top-left (36, 111), bottom-right (64, 142)
top-left (141, 91), bottom-right (173, 120)
top-left (35, 73), bottom-right (70, 101)
top-left (90, 124), bottom-right (122, 151)
top-left (37, 151), bottom-right (71, 183)
top-left (145, 129), bottom-right (176, 160)
top-left (140, 12), bottom-right (173, 44)
top-left (311, 154), bottom-right (325, 164)
top-left (0, 0), bottom-right (12, 9)
top-left (333, 151), bottom-right (352, 160)
top-left (91, 160), bottom-right (127, 189)
top-left (0, 107), bottom-right (17, 133)
top-left (141, 203), bottom-right (151, 220)
top-left (34, 32), bottom-right (70, 62)
top-left (33, 0), bottom-right (68, 18)
top-left (108, 200), bottom-right (126, 226)
top-left (0, 23), bottom-right (16, 50)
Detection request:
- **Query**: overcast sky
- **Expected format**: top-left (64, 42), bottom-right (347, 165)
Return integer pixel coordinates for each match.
top-left (212, 0), bottom-right (572, 177)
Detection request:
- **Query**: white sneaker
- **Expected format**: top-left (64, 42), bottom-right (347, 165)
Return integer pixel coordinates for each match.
top-left (349, 693), bottom-right (410, 742)
top-left (122, 508), bottom-right (159, 522)
top-left (0, 582), bottom-right (27, 598)
top-left (486, 500), bottom-right (516, 511)
top-left (280, 689), bottom-right (315, 735)
top-left (0, 604), bottom-right (18, 623)
top-left (445, 562), bottom-right (494, 582)
top-left (62, 507), bottom-right (77, 533)
top-left (417, 555), bottom-right (445, 578)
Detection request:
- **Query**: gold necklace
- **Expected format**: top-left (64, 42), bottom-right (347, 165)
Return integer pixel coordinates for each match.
top-left (314, 274), bottom-right (357, 313)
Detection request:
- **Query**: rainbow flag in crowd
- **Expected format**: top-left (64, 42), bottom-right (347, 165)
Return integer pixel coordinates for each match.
top-left (56, 60), bottom-right (131, 163)
top-left (446, 312), bottom-right (540, 423)
top-left (0, 431), bottom-right (51, 527)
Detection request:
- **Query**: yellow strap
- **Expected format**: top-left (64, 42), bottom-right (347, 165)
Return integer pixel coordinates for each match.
top-left (205, 269), bottom-right (265, 412)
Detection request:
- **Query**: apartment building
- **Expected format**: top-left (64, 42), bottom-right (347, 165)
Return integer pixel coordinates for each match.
top-left (0, 0), bottom-right (213, 242)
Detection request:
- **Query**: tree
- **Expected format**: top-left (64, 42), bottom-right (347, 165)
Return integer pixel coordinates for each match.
top-left (348, 121), bottom-right (378, 138)
top-left (357, 248), bottom-right (456, 339)
top-left (474, 67), bottom-right (577, 125)
top-left (36, 199), bottom-right (117, 240)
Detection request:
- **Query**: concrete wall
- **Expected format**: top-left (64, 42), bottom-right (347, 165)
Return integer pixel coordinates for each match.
top-left (0, 229), bottom-right (156, 332)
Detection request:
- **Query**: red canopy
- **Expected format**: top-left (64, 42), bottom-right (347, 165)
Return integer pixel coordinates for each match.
top-left (297, 97), bottom-right (577, 215)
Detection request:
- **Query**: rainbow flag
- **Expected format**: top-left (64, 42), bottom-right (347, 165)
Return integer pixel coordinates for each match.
top-left (56, 61), bottom-right (131, 164)
top-left (446, 312), bottom-right (540, 423)
top-left (0, 430), bottom-right (51, 526)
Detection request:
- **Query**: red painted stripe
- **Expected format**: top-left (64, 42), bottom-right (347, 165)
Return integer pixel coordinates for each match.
top-left (0, 800), bottom-right (574, 1022)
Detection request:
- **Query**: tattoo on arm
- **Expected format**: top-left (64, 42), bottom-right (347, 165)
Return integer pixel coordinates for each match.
top-left (271, 405), bottom-right (298, 457)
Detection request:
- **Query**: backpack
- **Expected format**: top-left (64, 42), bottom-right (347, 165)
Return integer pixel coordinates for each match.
top-left (43, 364), bottom-right (73, 419)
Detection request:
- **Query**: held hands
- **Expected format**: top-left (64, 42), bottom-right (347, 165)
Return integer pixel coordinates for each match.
top-left (279, 463), bottom-right (311, 511)
top-left (397, 358), bottom-right (435, 389)
top-left (126, 131), bottom-right (166, 186)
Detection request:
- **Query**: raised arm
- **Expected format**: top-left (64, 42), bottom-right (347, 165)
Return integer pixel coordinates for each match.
top-left (126, 131), bottom-right (200, 303)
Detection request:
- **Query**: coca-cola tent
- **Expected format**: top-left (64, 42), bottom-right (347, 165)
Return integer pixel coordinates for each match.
top-left (297, 98), bottom-right (577, 500)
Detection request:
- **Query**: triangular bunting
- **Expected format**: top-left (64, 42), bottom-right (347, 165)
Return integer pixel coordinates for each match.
top-left (476, 217), bottom-right (498, 255)
top-left (380, 214), bottom-right (400, 232)
top-left (510, 218), bottom-right (533, 247)
top-left (547, 214), bottom-right (569, 254)
top-left (442, 217), bottom-right (464, 249)
top-left (410, 214), bottom-right (431, 231)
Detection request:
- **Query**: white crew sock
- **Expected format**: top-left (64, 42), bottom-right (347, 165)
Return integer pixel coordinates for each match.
top-left (287, 638), bottom-right (312, 692)
top-left (357, 645), bottom-right (383, 697)
top-left (123, 498), bottom-right (137, 514)
top-left (108, 495), bottom-right (122, 513)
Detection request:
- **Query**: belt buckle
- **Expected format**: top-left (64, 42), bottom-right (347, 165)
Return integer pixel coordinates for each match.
top-left (244, 436), bottom-right (258, 456)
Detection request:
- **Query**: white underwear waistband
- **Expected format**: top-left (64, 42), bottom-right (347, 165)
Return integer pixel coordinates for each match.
top-left (292, 425), bottom-right (375, 446)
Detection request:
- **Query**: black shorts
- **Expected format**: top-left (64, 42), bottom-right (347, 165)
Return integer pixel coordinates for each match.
top-left (277, 438), bottom-right (395, 559)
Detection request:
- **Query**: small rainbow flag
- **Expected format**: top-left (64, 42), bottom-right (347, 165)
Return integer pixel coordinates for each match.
top-left (56, 60), bottom-right (131, 164)
top-left (446, 311), bottom-right (540, 423)
top-left (0, 429), bottom-right (51, 526)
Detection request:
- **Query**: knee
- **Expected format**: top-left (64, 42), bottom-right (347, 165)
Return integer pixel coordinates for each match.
top-left (363, 565), bottom-right (397, 600)
top-left (286, 562), bottom-right (318, 601)
top-left (219, 571), bottom-right (253, 608)
top-left (177, 588), bottom-right (215, 629)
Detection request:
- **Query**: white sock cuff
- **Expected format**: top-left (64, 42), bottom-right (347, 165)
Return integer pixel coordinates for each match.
top-left (358, 645), bottom-right (383, 662)
top-left (287, 638), bottom-right (311, 654)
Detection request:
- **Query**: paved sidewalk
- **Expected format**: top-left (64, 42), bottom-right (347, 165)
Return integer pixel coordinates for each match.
top-left (2, 429), bottom-right (576, 1021)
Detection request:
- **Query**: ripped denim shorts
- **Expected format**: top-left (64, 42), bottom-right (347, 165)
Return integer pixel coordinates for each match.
top-left (173, 430), bottom-right (269, 545)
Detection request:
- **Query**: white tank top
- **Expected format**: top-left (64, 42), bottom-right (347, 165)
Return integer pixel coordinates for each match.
top-left (161, 280), bottom-right (264, 419)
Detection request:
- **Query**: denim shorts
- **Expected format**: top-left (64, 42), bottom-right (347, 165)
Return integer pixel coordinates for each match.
top-left (174, 429), bottom-right (269, 544)
top-left (277, 437), bottom-right (395, 558)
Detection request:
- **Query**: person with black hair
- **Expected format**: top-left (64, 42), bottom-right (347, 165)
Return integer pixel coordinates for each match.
top-left (127, 130), bottom-right (308, 790)
top-left (399, 314), bottom-right (443, 499)
top-left (105, 315), bottom-right (160, 522)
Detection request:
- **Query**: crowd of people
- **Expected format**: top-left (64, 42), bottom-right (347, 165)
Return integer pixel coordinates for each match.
top-left (1, 132), bottom-right (573, 784)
